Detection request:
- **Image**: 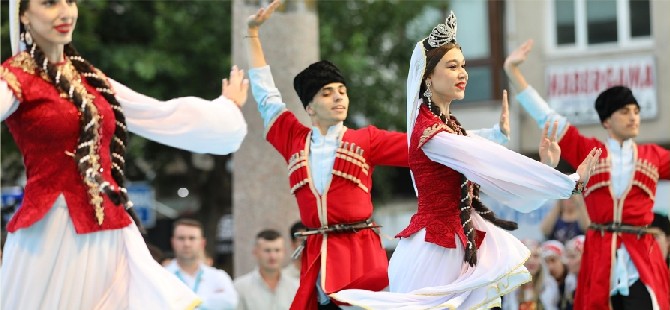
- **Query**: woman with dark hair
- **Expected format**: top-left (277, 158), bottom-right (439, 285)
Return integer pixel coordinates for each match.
top-left (332, 12), bottom-right (600, 309)
top-left (1, 0), bottom-right (248, 308)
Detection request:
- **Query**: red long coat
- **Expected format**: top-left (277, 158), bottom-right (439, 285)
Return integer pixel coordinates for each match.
top-left (558, 125), bottom-right (670, 310)
top-left (265, 111), bottom-right (408, 310)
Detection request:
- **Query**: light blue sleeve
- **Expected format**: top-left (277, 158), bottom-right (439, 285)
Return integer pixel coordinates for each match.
top-left (468, 123), bottom-right (509, 145)
top-left (248, 66), bottom-right (288, 129)
top-left (516, 85), bottom-right (569, 136)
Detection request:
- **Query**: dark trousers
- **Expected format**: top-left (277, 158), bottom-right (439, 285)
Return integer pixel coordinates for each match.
top-left (610, 280), bottom-right (654, 310)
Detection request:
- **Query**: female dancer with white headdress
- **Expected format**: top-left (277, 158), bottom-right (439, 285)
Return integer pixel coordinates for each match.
top-left (1, 0), bottom-right (247, 309)
top-left (332, 12), bottom-right (601, 309)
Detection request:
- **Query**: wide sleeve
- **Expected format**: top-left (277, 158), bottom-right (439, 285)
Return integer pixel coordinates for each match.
top-left (367, 126), bottom-right (409, 167)
top-left (0, 80), bottom-right (19, 121)
top-left (422, 132), bottom-right (578, 212)
top-left (467, 123), bottom-right (509, 145)
top-left (109, 79), bottom-right (246, 155)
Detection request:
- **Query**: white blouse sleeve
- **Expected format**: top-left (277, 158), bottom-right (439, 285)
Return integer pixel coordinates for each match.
top-left (0, 80), bottom-right (19, 121)
top-left (422, 132), bottom-right (578, 213)
top-left (109, 79), bottom-right (247, 155)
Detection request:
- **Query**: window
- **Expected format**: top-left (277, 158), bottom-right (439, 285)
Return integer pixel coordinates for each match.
top-left (550, 0), bottom-right (652, 50)
top-left (448, 0), bottom-right (504, 102)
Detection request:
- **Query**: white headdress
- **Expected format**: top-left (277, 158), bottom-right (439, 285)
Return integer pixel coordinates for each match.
top-left (10, 0), bottom-right (26, 55)
top-left (406, 11), bottom-right (458, 194)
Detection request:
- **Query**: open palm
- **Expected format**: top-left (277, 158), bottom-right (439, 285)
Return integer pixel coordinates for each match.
top-left (247, 0), bottom-right (281, 29)
top-left (539, 120), bottom-right (560, 167)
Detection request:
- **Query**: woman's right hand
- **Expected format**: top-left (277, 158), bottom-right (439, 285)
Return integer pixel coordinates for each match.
top-left (576, 147), bottom-right (602, 184)
top-left (247, 0), bottom-right (281, 31)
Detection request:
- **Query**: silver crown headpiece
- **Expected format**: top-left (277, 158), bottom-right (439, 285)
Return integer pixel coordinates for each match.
top-left (425, 11), bottom-right (457, 49)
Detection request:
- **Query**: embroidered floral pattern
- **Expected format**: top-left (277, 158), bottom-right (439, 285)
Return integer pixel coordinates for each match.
top-left (418, 123), bottom-right (453, 148)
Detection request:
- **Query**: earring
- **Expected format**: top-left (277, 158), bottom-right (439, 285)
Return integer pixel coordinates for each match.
top-left (22, 29), bottom-right (33, 45)
top-left (424, 80), bottom-right (433, 110)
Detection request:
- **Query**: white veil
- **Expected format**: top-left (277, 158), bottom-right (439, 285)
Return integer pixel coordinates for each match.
top-left (406, 42), bottom-right (426, 195)
top-left (9, 0), bottom-right (26, 55)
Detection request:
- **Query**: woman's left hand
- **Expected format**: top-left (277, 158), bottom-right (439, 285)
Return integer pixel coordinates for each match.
top-left (499, 89), bottom-right (510, 137)
top-left (539, 120), bottom-right (561, 167)
top-left (222, 65), bottom-right (250, 108)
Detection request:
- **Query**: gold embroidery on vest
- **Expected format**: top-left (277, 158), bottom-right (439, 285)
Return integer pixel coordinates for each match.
top-left (418, 123), bottom-right (453, 148)
top-left (332, 170), bottom-right (369, 193)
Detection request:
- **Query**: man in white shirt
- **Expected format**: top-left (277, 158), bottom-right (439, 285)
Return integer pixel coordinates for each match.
top-left (234, 229), bottom-right (299, 310)
top-left (166, 218), bottom-right (238, 310)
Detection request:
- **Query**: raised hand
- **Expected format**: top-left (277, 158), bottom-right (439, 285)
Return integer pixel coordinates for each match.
top-left (504, 39), bottom-right (533, 70)
top-left (222, 65), bottom-right (250, 108)
top-left (576, 148), bottom-right (602, 184)
top-left (499, 90), bottom-right (510, 137)
top-left (539, 120), bottom-right (561, 167)
top-left (247, 0), bottom-right (281, 30)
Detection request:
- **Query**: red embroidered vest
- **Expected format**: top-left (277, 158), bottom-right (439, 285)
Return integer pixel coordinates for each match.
top-left (396, 105), bottom-right (485, 249)
top-left (1, 52), bottom-right (132, 234)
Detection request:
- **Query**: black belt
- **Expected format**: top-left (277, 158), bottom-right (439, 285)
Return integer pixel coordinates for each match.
top-left (294, 219), bottom-right (381, 237)
top-left (588, 223), bottom-right (652, 238)
top-left (290, 219), bottom-right (381, 260)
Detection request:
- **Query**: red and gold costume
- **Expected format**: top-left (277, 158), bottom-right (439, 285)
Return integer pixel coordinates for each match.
top-left (265, 110), bottom-right (408, 310)
top-left (2, 52), bottom-right (132, 234)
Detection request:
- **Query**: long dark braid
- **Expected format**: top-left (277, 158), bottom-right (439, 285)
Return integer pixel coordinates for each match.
top-left (18, 18), bottom-right (143, 232)
top-left (65, 44), bottom-right (145, 233)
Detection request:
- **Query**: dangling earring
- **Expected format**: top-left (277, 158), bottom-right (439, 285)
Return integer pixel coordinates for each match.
top-left (424, 80), bottom-right (433, 110)
top-left (22, 25), bottom-right (33, 45)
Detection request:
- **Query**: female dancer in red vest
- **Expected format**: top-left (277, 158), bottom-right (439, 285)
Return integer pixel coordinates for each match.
top-left (332, 12), bottom-right (601, 309)
top-left (1, 0), bottom-right (248, 308)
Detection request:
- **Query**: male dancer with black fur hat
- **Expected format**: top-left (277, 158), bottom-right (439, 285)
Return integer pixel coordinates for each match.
top-left (504, 40), bottom-right (670, 310)
top-left (243, 2), bottom-right (407, 310)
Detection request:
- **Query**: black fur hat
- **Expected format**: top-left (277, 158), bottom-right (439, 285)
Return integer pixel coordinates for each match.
top-left (293, 60), bottom-right (346, 108)
top-left (594, 86), bottom-right (640, 123)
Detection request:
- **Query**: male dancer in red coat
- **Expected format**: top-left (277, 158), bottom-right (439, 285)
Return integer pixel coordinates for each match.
top-left (505, 39), bottom-right (670, 310)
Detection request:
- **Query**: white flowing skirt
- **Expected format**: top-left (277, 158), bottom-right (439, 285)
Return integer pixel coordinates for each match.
top-left (332, 213), bottom-right (531, 310)
top-left (1, 196), bottom-right (200, 310)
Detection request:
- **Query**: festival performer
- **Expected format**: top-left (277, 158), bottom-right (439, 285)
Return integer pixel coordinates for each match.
top-left (504, 39), bottom-right (670, 310)
top-left (1, 0), bottom-right (248, 308)
top-left (331, 12), bottom-right (601, 309)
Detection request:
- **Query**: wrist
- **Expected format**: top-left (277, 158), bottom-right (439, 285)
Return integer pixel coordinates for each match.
top-left (247, 28), bottom-right (260, 36)
top-left (572, 181), bottom-right (585, 195)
